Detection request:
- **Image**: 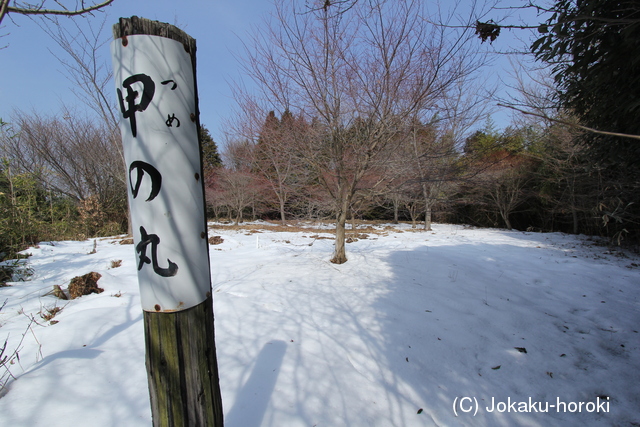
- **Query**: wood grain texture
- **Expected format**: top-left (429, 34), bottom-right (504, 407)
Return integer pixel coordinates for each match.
top-left (144, 295), bottom-right (223, 427)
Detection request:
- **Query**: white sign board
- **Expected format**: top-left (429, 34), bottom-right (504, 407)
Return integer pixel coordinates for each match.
top-left (111, 35), bottom-right (210, 312)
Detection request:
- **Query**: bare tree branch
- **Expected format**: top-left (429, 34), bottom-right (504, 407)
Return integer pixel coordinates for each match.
top-left (0, 0), bottom-right (113, 25)
top-left (498, 103), bottom-right (640, 141)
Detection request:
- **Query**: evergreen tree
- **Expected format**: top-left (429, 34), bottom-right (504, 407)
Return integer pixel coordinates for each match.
top-left (199, 125), bottom-right (222, 171)
top-left (532, 0), bottom-right (640, 165)
top-left (531, 0), bottom-right (640, 242)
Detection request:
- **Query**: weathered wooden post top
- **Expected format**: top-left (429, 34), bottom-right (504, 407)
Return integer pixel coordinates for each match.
top-left (111, 16), bottom-right (223, 426)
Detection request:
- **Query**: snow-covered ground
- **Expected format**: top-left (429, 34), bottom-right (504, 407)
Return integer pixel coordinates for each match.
top-left (0, 222), bottom-right (638, 426)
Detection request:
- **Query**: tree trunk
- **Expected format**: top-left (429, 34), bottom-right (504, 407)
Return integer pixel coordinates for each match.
top-left (279, 198), bottom-right (286, 225)
top-left (350, 208), bottom-right (357, 230)
top-left (502, 211), bottom-right (513, 230)
top-left (424, 205), bottom-right (432, 231)
top-left (570, 177), bottom-right (579, 235)
top-left (407, 203), bottom-right (418, 228)
top-left (422, 182), bottom-right (432, 231)
top-left (331, 197), bottom-right (350, 264)
top-left (392, 197), bottom-right (399, 224)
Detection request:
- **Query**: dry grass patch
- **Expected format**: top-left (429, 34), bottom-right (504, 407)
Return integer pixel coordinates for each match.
top-left (308, 235), bottom-right (333, 240)
top-left (208, 220), bottom-right (403, 237)
top-left (209, 222), bottom-right (328, 234)
top-left (208, 236), bottom-right (224, 245)
top-left (40, 306), bottom-right (63, 322)
top-left (347, 233), bottom-right (369, 242)
top-left (68, 272), bottom-right (103, 299)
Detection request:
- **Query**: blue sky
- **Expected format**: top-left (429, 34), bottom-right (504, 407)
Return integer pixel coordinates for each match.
top-left (1, 0), bottom-right (274, 143)
top-left (0, 1), bottom-right (538, 145)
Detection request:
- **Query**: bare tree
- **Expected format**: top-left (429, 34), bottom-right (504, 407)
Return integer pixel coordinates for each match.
top-left (39, 15), bottom-right (126, 181)
top-left (205, 139), bottom-right (266, 225)
top-left (505, 63), bottom-right (600, 235)
top-left (478, 164), bottom-right (531, 230)
top-left (535, 121), bottom-right (591, 234)
top-left (405, 123), bottom-right (455, 230)
top-left (38, 15), bottom-right (118, 128)
top-left (26, 14), bottom-right (132, 233)
top-left (1, 110), bottom-right (127, 233)
top-left (252, 110), bottom-right (310, 225)
top-left (211, 168), bottom-right (262, 225)
top-left (240, 0), bottom-right (483, 263)
top-left (461, 126), bottom-right (538, 231)
top-left (0, 0), bottom-right (113, 26)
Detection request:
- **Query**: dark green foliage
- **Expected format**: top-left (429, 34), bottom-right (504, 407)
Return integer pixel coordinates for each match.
top-left (463, 119), bottom-right (537, 156)
top-left (0, 161), bottom-right (87, 260)
top-left (531, 0), bottom-right (640, 165)
top-left (529, 0), bottom-right (640, 242)
top-left (200, 125), bottom-right (222, 171)
top-left (1, 165), bottom-right (45, 258)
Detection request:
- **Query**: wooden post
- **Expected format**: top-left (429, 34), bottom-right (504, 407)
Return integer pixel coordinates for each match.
top-left (111, 17), bottom-right (223, 427)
